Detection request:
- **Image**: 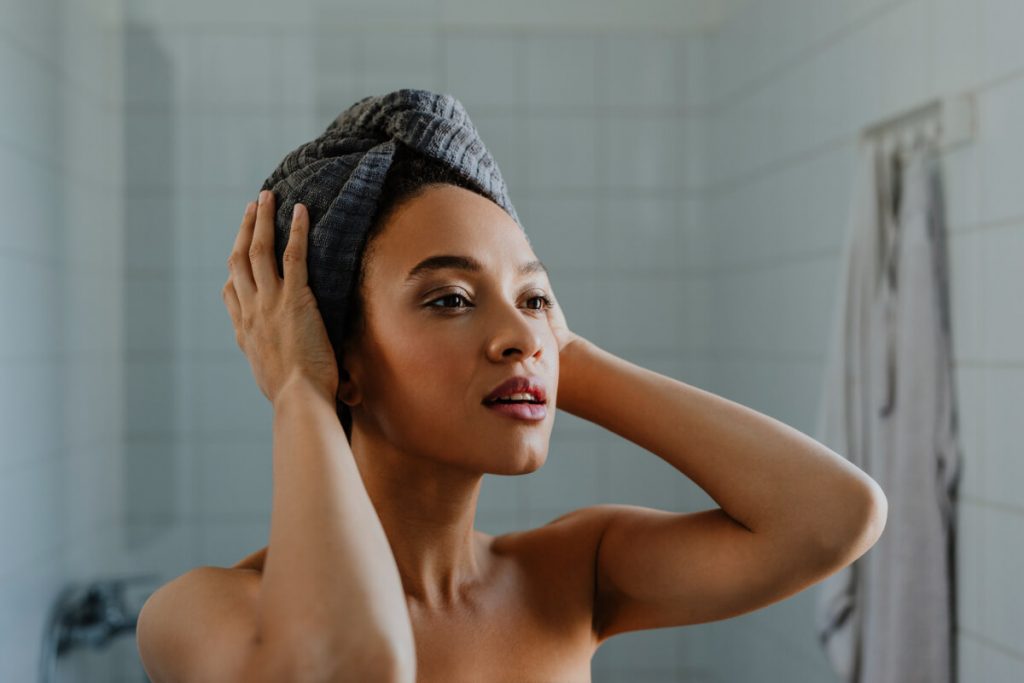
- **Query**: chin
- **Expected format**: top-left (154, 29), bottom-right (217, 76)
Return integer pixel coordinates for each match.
top-left (495, 449), bottom-right (547, 475)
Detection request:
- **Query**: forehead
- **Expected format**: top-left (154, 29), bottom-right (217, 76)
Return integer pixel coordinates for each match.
top-left (370, 184), bottom-right (542, 282)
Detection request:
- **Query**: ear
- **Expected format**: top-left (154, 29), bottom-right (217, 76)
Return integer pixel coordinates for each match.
top-left (336, 349), bottom-right (363, 407)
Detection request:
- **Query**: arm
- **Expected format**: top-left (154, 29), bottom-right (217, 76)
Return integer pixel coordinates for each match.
top-left (553, 337), bottom-right (887, 638)
top-left (259, 374), bottom-right (416, 681)
top-left (220, 193), bottom-right (415, 679)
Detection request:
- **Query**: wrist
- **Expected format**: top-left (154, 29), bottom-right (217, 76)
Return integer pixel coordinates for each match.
top-left (555, 336), bottom-right (597, 416)
top-left (273, 372), bottom-right (336, 413)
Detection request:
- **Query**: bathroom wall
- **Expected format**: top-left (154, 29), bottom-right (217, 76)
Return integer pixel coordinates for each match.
top-left (0, 0), bottom-right (139, 680)
top-left (680, 0), bottom-right (1024, 681)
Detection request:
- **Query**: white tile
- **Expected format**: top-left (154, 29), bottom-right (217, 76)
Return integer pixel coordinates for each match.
top-left (66, 444), bottom-right (125, 538)
top-left (192, 357), bottom-right (274, 439)
top-left (675, 197), bottom-right (710, 272)
top-left (979, 0), bottom-right (1024, 85)
top-left (593, 624), bottom-right (680, 673)
top-left (124, 357), bottom-right (178, 437)
top-left (604, 34), bottom-right (681, 110)
top-left (0, 150), bottom-right (59, 261)
top-left (275, 28), bottom-right (318, 111)
top-left (677, 34), bottom-right (707, 110)
top-left (188, 270), bottom-right (238, 354)
top-left (63, 354), bottom-right (123, 448)
top-left (516, 195), bottom-right (600, 272)
top-left (522, 439), bottom-right (604, 510)
top-left (0, 361), bottom-right (60, 469)
top-left (543, 273), bottom-right (604, 351)
top-left (526, 114), bottom-right (599, 191)
top-left (0, 40), bottom-right (61, 167)
top-left (601, 197), bottom-right (677, 271)
top-left (982, 226), bottom-right (1024, 363)
top-left (600, 275), bottom-right (681, 351)
top-left (0, 255), bottom-right (60, 358)
top-left (124, 274), bottom-right (177, 354)
top-left (475, 510), bottom-right (523, 537)
top-left (196, 438), bottom-right (273, 522)
top-left (0, 556), bottom-right (63, 683)
top-left (978, 81), bottom-right (1024, 225)
top-left (197, 521), bottom-right (269, 568)
top-left (0, 456), bottom-right (61, 579)
top-left (444, 34), bottom-right (524, 110)
top-left (959, 631), bottom-right (1024, 683)
top-left (980, 506), bottom-right (1024, 656)
top-left (947, 230), bottom-right (986, 361)
top-left (981, 366), bottom-right (1024, 509)
top-left (525, 34), bottom-right (599, 109)
top-left (877, 1), bottom-right (931, 132)
top-left (191, 28), bottom-right (283, 110)
top-left (194, 112), bottom-right (286, 193)
top-left (606, 439), bottom-right (689, 512)
top-left (124, 195), bottom-right (177, 271)
top-left (604, 115), bottom-right (686, 189)
top-left (122, 439), bottom-right (180, 526)
top-left (478, 471), bottom-right (523, 516)
top-left (361, 28), bottom-right (441, 97)
top-left (124, 111), bottom-right (177, 191)
top-left (938, 141), bottom-right (982, 233)
top-left (932, 0), bottom-right (982, 95)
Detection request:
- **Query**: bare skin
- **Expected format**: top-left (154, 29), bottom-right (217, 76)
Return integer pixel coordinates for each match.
top-left (140, 183), bottom-right (887, 683)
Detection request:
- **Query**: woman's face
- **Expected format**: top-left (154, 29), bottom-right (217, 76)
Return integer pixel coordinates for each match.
top-left (344, 183), bottom-right (558, 474)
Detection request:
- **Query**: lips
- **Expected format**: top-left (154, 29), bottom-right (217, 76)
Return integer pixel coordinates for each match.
top-left (482, 375), bottom-right (547, 404)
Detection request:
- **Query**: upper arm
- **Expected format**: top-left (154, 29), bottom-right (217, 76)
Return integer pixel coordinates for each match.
top-left (136, 567), bottom-right (287, 683)
top-left (568, 504), bottom-right (850, 643)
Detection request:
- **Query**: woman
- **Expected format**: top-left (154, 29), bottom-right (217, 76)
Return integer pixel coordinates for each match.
top-left (136, 90), bottom-right (887, 683)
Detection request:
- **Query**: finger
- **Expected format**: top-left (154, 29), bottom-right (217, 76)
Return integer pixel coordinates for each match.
top-left (221, 278), bottom-right (244, 348)
top-left (282, 202), bottom-right (309, 291)
top-left (251, 189), bottom-right (281, 295)
top-left (228, 200), bottom-right (258, 300)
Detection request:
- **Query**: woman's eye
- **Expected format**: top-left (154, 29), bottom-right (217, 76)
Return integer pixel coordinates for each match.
top-left (427, 293), bottom-right (471, 309)
top-left (526, 295), bottom-right (554, 310)
top-left (425, 293), bottom-right (553, 311)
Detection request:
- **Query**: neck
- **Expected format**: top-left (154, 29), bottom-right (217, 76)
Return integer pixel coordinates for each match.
top-left (349, 426), bottom-right (488, 610)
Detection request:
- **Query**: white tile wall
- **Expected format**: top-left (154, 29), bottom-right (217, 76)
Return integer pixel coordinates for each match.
top-left (698, 0), bottom-right (1024, 681)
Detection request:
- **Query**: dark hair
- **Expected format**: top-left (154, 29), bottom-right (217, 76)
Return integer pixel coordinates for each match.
top-left (336, 143), bottom-right (495, 443)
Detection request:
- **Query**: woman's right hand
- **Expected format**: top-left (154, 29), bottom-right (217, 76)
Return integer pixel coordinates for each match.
top-left (221, 190), bottom-right (339, 406)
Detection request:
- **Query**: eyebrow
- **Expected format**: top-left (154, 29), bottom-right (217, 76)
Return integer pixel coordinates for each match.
top-left (403, 254), bottom-right (548, 284)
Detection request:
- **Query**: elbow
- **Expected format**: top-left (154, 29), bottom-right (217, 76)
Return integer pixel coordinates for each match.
top-left (817, 477), bottom-right (888, 567)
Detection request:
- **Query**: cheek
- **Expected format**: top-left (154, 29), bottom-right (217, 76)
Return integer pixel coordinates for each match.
top-left (392, 328), bottom-right (474, 399)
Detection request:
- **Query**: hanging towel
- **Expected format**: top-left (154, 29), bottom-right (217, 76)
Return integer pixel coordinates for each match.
top-left (814, 134), bottom-right (962, 683)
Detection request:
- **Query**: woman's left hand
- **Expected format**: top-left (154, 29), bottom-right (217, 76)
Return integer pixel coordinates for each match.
top-left (544, 286), bottom-right (584, 357)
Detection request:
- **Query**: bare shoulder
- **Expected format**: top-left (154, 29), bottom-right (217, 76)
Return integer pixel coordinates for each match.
top-left (137, 564), bottom-right (269, 683)
top-left (490, 505), bottom-right (625, 640)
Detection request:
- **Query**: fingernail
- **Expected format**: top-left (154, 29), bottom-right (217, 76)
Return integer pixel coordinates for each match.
top-left (259, 190), bottom-right (268, 205)
top-left (293, 203), bottom-right (302, 220)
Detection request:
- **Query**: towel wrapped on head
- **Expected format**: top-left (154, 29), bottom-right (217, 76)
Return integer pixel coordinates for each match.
top-left (257, 88), bottom-right (522, 430)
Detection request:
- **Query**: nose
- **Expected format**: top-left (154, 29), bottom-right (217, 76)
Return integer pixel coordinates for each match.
top-left (484, 299), bottom-right (546, 362)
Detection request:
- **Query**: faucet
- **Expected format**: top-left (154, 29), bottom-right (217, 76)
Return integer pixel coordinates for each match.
top-left (40, 573), bottom-right (161, 683)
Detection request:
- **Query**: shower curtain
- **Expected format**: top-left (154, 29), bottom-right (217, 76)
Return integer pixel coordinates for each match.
top-left (813, 131), bottom-right (962, 683)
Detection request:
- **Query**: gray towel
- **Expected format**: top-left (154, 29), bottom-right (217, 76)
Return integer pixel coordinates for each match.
top-left (258, 88), bottom-right (520, 349)
top-left (815, 136), bottom-right (961, 683)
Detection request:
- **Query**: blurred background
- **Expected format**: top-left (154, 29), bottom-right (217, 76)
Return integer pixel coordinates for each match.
top-left (1, 0), bottom-right (1020, 681)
